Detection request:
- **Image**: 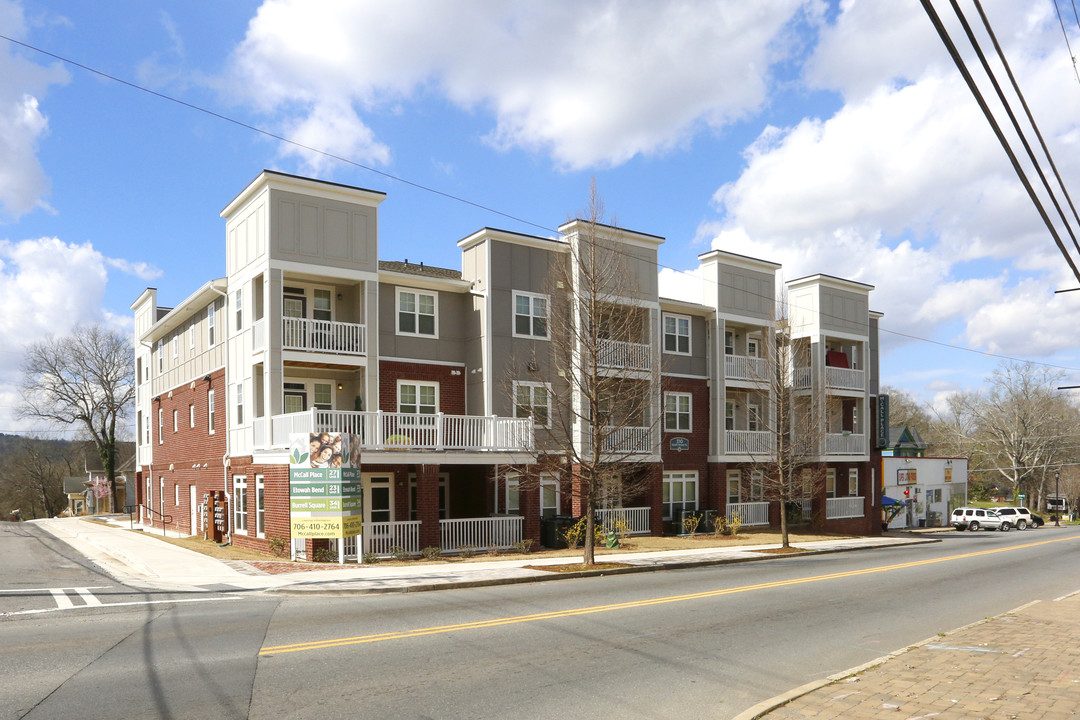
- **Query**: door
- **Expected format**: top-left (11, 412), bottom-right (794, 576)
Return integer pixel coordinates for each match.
top-left (283, 293), bottom-right (306, 347)
top-left (362, 474), bottom-right (395, 553)
top-left (189, 485), bottom-right (198, 536)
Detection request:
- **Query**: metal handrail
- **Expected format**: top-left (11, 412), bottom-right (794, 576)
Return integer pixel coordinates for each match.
top-left (142, 504), bottom-right (173, 536)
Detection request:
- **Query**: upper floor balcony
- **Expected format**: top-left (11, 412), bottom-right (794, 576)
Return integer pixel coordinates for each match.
top-left (599, 425), bottom-right (655, 455)
top-left (725, 430), bottom-right (773, 456)
top-left (253, 317), bottom-right (367, 356)
top-left (791, 366), bottom-right (865, 392)
top-left (255, 409), bottom-right (533, 453)
top-left (725, 354), bottom-right (768, 383)
top-left (825, 432), bottom-right (867, 455)
top-left (597, 339), bottom-right (651, 372)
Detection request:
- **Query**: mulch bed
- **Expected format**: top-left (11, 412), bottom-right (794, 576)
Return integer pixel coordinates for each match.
top-left (522, 562), bottom-right (633, 573)
top-left (242, 561), bottom-right (353, 574)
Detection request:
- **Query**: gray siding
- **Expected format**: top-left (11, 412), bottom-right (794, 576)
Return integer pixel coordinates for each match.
top-left (819, 286), bottom-right (869, 335)
top-left (378, 282), bottom-right (466, 363)
top-left (719, 266), bottom-right (774, 320)
top-left (268, 188), bottom-right (378, 273)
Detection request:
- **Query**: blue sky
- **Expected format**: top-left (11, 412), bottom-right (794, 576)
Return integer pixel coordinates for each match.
top-left (2, 0), bottom-right (1080, 436)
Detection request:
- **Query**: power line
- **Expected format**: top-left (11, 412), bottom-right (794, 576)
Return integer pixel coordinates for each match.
top-left (2, 30), bottom-right (1079, 378)
top-left (1052, 0), bottom-right (1080, 86)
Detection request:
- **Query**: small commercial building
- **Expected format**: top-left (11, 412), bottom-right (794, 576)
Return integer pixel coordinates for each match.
top-left (882, 456), bottom-right (968, 529)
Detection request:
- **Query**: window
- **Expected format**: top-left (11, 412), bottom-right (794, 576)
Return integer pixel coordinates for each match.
top-left (724, 331), bottom-right (734, 355)
top-left (313, 383), bottom-right (332, 411)
top-left (172, 409), bottom-right (178, 433)
top-left (157, 341), bottom-right (163, 375)
top-left (662, 471), bottom-right (697, 521)
top-left (208, 389), bottom-right (216, 434)
top-left (506, 475), bottom-right (520, 514)
top-left (664, 392), bottom-right (691, 432)
top-left (747, 337), bottom-right (760, 357)
top-left (748, 403), bottom-right (760, 432)
top-left (189, 403), bottom-right (195, 428)
top-left (255, 475), bottom-right (266, 537)
top-left (397, 288), bottom-right (437, 337)
top-left (725, 401), bottom-right (735, 431)
top-left (398, 382), bottom-right (437, 415)
top-left (750, 471), bottom-right (764, 501)
top-left (313, 289), bottom-right (332, 321)
top-left (284, 382), bottom-right (306, 414)
top-left (208, 303), bottom-right (216, 346)
top-left (513, 292), bottom-right (548, 338)
top-left (174, 483), bottom-right (179, 505)
top-left (235, 289), bottom-right (243, 331)
top-left (663, 314), bottom-right (690, 354)
top-left (541, 475), bottom-right (560, 519)
top-left (157, 409), bottom-right (163, 444)
top-left (233, 475), bottom-right (248, 534)
top-left (172, 335), bottom-right (178, 358)
top-left (189, 323), bottom-right (195, 350)
top-left (826, 468), bottom-right (836, 498)
top-left (235, 382), bottom-right (244, 425)
top-left (727, 470), bottom-right (741, 504)
top-left (848, 468), bottom-right (859, 496)
top-left (514, 382), bottom-right (550, 427)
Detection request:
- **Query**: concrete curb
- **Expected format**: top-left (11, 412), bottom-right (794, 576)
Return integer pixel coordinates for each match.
top-left (730, 599), bottom-right (1040, 720)
top-left (267, 536), bottom-right (941, 595)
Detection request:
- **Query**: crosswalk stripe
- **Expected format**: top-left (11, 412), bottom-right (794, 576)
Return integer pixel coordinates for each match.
top-left (50, 589), bottom-right (73, 609)
top-left (75, 588), bottom-right (102, 606)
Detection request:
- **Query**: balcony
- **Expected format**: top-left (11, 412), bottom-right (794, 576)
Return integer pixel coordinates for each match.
top-left (826, 496), bottom-right (865, 519)
top-left (792, 367), bottom-right (812, 389)
top-left (825, 366), bottom-right (864, 391)
top-left (725, 430), bottom-right (773, 456)
top-left (262, 409), bottom-right (533, 452)
top-left (597, 339), bottom-right (651, 372)
top-left (826, 432), bottom-right (866, 455)
top-left (600, 426), bottom-right (653, 454)
top-left (725, 355), bottom-right (768, 383)
top-left (283, 317), bottom-right (366, 356)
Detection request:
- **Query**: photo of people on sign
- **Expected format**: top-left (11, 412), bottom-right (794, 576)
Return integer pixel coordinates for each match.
top-left (298, 432), bottom-right (349, 469)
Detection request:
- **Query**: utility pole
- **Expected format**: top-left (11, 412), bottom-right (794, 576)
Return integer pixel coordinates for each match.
top-left (1055, 470), bottom-right (1061, 527)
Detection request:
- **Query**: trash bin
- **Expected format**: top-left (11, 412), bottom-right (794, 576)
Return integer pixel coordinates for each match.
top-left (541, 515), bottom-right (576, 549)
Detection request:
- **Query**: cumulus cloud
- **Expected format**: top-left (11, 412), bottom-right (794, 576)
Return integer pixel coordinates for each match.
top-left (0, 0), bottom-right (68, 219)
top-left (226, 0), bottom-right (810, 170)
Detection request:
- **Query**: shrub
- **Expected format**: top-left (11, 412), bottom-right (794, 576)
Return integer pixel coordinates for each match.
top-left (727, 511), bottom-right (743, 537)
top-left (514, 538), bottom-right (534, 554)
top-left (459, 544), bottom-right (478, 558)
top-left (420, 546), bottom-right (442, 561)
top-left (560, 517), bottom-right (588, 549)
top-left (313, 547), bottom-right (337, 563)
top-left (389, 545), bottom-right (410, 561)
top-left (681, 513), bottom-right (702, 536)
top-left (267, 536), bottom-right (289, 558)
top-left (361, 552), bottom-right (380, 564)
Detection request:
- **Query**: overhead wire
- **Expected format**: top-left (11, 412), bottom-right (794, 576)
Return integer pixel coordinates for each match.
top-left (1, 28), bottom-right (1080, 380)
top-left (1052, 0), bottom-right (1080, 86)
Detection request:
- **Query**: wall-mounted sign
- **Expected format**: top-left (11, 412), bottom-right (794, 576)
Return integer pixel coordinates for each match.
top-left (877, 395), bottom-right (889, 448)
top-left (944, 468), bottom-right (952, 483)
top-left (669, 437), bottom-right (689, 452)
top-left (897, 468), bottom-right (916, 485)
top-left (289, 433), bottom-right (362, 539)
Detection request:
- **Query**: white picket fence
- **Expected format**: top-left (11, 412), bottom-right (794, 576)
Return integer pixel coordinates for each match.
top-left (441, 516), bottom-right (523, 552)
top-left (725, 501), bottom-right (770, 526)
top-left (826, 496), bottom-right (864, 519)
top-left (595, 506), bottom-right (651, 535)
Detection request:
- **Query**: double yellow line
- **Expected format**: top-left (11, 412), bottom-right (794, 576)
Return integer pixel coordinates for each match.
top-left (260, 534), bottom-right (1077, 656)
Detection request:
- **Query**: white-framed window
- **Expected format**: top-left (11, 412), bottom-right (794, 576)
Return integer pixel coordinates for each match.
top-left (748, 403), bottom-right (760, 432)
top-left (235, 381), bottom-right (244, 425)
top-left (235, 289), bottom-right (243, 331)
top-left (747, 337), bottom-right (760, 358)
top-left (506, 475), bottom-right (521, 514)
top-left (514, 381), bottom-right (551, 427)
top-left (172, 409), bottom-right (178, 433)
top-left (663, 313), bottom-right (690, 354)
top-left (313, 383), bottom-right (333, 411)
top-left (172, 335), bottom-right (178, 358)
top-left (207, 303), bottom-right (216, 346)
top-left (848, 468), bottom-right (859, 496)
top-left (540, 474), bottom-right (560, 519)
top-left (398, 381), bottom-right (438, 415)
top-left (397, 288), bottom-right (437, 337)
top-left (727, 469), bottom-right (741, 504)
top-left (189, 403), bottom-right (195, 428)
top-left (174, 483), bottom-right (179, 505)
top-left (826, 468), bottom-right (836, 498)
top-left (156, 341), bottom-right (163, 374)
top-left (208, 389), bottom-right (216, 434)
top-left (750, 470), bottom-right (764, 501)
top-left (157, 408), bottom-right (163, 444)
top-left (513, 291), bottom-right (548, 339)
top-left (255, 475), bottom-right (266, 537)
top-left (664, 392), bottom-right (691, 432)
top-left (725, 401), bottom-right (735, 431)
top-left (662, 471), bottom-right (698, 521)
top-left (189, 323), bottom-right (195, 350)
top-left (313, 288), bottom-right (332, 321)
top-left (233, 475), bottom-right (248, 534)
top-left (724, 330), bottom-right (734, 355)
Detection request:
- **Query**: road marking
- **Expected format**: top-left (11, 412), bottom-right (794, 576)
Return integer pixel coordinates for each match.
top-left (2, 587), bottom-right (111, 593)
top-left (74, 588), bottom-right (102, 606)
top-left (260, 534), bottom-right (1080, 656)
top-left (1, 595), bottom-right (242, 618)
top-left (49, 589), bottom-right (73, 609)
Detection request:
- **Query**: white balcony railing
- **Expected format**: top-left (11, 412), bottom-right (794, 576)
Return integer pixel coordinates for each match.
top-left (725, 355), bottom-right (768, 382)
top-left (725, 430), bottom-right (773, 455)
top-left (595, 506), bottom-right (651, 535)
top-left (825, 366), bottom-right (864, 391)
top-left (282, 317), bottom-right (366, 356)
top-left (826, 433), bottom-right (866, 455)
top-left (267, 410), bottom-right (534, 452)
top-left (252, 317), bottom-right (266, 352)
top-left (826, 496), bottom-right (865, 519)
top-left (441, 516), bottom-right (523, 552)
top-left (725, 501), bottom-right (770, 526)
top-left (601, 426), bottom-right (653, 454)
top-left (597, 339), bottom-right (651, 371)
top-left (792, 367), bottom-right (812, 389)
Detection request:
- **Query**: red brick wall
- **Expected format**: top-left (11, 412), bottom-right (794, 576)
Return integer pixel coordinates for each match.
top-left (226, 459), bottom-right (291, 554)
top-left (379, 360), bottom-right (465, 414)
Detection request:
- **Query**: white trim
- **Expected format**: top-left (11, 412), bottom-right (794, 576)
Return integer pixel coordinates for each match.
top-left (664, 391), bottom-right (692, 433)
top-left (233, 474), bottom-right (248, 536)
top-left (395, 287), bottom-right (439, 339)
top-left (662, 312), bottom-right (691, 355)
top-left (397, 380), bottom-right (439, 414)
top-left (727, 469), bottom-right (742, 504)
top-left (513, 380), bottom-right (552, 428)
top-left (662, 470), bottom-right (699, 521)
top-left (661, 371), bottom-right (710, 380)
top-left (512, 290), bottom-right (550, 340)
top-left (378, 356), bottom-right (466, 368)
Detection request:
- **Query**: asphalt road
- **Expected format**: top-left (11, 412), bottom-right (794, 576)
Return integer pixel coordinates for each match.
top-left (3, 523), bottom-right (1079, 719)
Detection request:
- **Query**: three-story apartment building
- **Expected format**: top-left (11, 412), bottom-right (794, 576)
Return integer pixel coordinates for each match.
top-left (133, 170), bottom-right (882, 559)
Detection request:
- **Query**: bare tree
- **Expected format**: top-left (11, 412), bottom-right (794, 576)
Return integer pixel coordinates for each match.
top-left (741, 301), bottom-right (828, 548)
top-left (934, 361), bottom-right (1077, 506)
top-left (9, 439), bottom-right (77, 518)
top-left (18, 325), bottom-right (134, 512)
top-left (512, 183), bottom-right (660, 565)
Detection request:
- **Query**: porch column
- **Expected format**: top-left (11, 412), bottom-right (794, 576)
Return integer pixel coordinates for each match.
top-left (519, 466), bottom-right (541, 546)
top-left (647, 462), bottom-right (664, 536)
top-left (708, 462), bottom-right (725, 517)
top-left (416, 464), bottom-right (441, 549)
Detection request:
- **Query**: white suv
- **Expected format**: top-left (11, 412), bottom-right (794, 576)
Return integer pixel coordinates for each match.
top-left (950, 507), bottom-right (1011, 531)
top-left (993, 506), bottom-right (1035, 530)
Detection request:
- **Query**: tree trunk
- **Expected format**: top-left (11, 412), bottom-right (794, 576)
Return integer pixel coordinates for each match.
top-left (583, 498), bottom-right (596, 565)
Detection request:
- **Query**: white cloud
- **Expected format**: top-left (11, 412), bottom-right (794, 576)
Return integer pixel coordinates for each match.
top-left (0, 0), bottom-right (68, 219)
top-left (226, 0), bottom-right (812, 170)
top-left (104, 257), bottom-right (163, 281)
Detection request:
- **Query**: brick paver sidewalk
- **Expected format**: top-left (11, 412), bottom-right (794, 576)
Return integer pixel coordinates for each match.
top-left (747, 593), bottom-right (1080, 719)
